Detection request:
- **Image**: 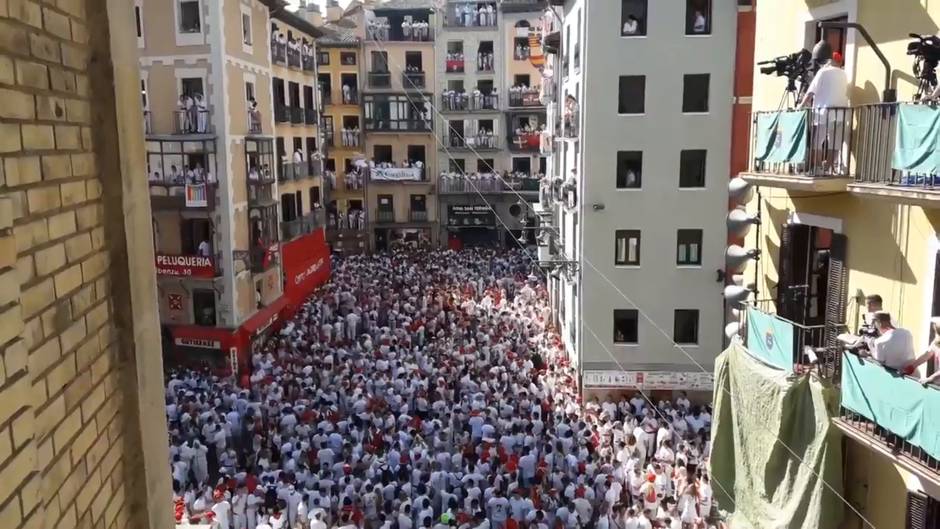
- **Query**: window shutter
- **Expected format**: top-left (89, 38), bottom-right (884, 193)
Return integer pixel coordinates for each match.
top-left (907, 490), bottom-right (928, 529)
top-left (776, 224), bottom-right (794, 316)
top-left (823, 234), bottom-right (849, 378)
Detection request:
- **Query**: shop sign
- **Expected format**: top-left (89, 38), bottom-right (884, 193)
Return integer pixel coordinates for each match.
top-left (156, 254), bottom-right (215, 278)
top-left (582, 370), bottom-right (714, 391)
top-left (174, 337), bottom-right (222, 349)
top-left (447, 204), bottom-right (496, 227)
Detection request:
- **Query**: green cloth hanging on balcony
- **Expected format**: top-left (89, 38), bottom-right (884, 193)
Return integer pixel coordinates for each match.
top-left (754, 110), bottom-right (808, 164)
top-left (892, 103), bottom-right (940, 175)
top-left (711, 342), bottom-right (844, 529)
top-left (745, 306), bottom-right (795, 372)
top-left (841, 352), bottom-right (940, 462)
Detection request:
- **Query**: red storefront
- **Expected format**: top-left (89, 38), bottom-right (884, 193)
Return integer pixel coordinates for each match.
top-left (165, 229), bottom-right (331, 377)
top-left (281, 227), bottom-right (331, 313)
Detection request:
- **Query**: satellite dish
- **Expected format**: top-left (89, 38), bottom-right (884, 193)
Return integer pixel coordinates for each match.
top-left (727, 208), bottom-right (761, 238)
top-left (726, 245), bottom-right (760, 272)
top-left (723, 284), bottom-right (752, 304)
top-left (728, 177), bottom-right (753, 204)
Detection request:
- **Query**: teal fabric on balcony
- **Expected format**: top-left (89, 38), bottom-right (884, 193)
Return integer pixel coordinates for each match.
top-left (892, 103), bottom-right (940, 175)
top-left (754, 110), bottom-right (808, 164)
top-left (841, 352), bottom-right (940, 461)
top-left (746, 306), bottom-right (795, 372)
top-left (711, 342), bottom-right (844, 529)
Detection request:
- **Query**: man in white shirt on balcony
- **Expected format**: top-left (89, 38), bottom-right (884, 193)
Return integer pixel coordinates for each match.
top-left (864, 312), bottom-right (915, 370)
top-left (801, 44), bottom-right (849, 174)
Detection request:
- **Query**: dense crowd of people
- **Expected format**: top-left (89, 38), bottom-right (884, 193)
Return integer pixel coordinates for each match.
top-left (166, 249), bottom-right (722, 529)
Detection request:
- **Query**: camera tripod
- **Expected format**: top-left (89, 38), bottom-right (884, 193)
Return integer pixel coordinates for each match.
top-left (776, 76), bottom-right (807, 110)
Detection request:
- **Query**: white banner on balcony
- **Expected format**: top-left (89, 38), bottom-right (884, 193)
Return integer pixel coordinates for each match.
top-left (582, 370), bottom-right (714, 391)
top-left (371, 167), bottom-right (423, 181)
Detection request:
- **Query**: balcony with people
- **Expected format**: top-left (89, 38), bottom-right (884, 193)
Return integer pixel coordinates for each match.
top-left (246, 139), bottom-right (276, 207)
top-left (507, 114), bottom-right (546, 152)
top-left (443, 123), bottom-right (499, 151)
top-left (281, 209), bottom-right (325, 241)
top-left (441, 89), bottom-right (498, 112)
top-left (173, 93), bottom-right (212, 135)
top-left (147, 138), bottom-right (218, 210)
top-left (366, 12), bottom-right (433, 42)
top-left (438, 171), bottom-right (542, 194)
top-left (443, 2), bottom-right (497, 29)
top-left (278, 160), bottom-right (303, 183)
top-left (508, 84), bottom-right (543, 108)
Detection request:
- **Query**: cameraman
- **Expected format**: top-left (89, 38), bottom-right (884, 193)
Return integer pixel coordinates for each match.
top-left (801, 43), bottom-right (849, 173)
top-left (862, 312), bottom-right (916, 371)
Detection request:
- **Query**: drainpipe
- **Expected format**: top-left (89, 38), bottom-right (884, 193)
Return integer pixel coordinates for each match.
top-left (817, 21), bottom-right (896, 103)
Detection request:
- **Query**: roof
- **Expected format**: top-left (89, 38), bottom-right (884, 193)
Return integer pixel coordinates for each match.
top-left (317, 24), bottom-right (361, 46)
top-left (371, 0), bottom-right (435, 12)
top-left (267, 0), bottom-right (326, 38)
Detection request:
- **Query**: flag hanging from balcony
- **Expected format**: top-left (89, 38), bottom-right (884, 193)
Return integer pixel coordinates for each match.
top-left (892, 103), bottom-right (940, 175)
top-left (753, 110), bottom-right (808, 164)
top-left (745, 306), bottom-right (795, 372)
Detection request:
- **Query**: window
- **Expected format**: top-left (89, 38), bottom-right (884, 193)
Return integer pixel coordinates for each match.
top-left (281, 193), bottom-right (298, 222)
top-left (682, 74), bottom-right (710, 112)
top-left (364, 94), bottom-right (431, 132)
top-left (615, 230), bottom-right (640, 266)
top-left (674, 310), bottom-right (699, 344)
top-left (242, 13), bottom-right (252, 45)
top-left (410, 194), bottom-right (426, 212)
top-left (377, 194), bottom-right (394, 211)
top-left (613, 309), bottom-right (638, 344)
top-left (135, 5), bottom-right (143, 38)
top-left (179, 0), bottom-right (201, 33)
top-left (405, 51), bottom-right (423, 71)
top-left (341, 52), bottom-right (357, 65)
top-left (686, 0), bottom-right (712, 35)
top-left (514, 74), bottom-right (531, 87)
top-left (193, 290), bottom-right (216, 326)
top-left (373, 145), bottom-right (393, 164)
top-left (676, 229), bottom-right (702, 265)
top-left (318, 51), bottom-right (330, 65)
top-left (478, 159), bottom-right (494, 172)
top-left (618, 75), bottom-right (645, 114)
top-left (616, 151), bottom-right (642, 188)
top-left (245, 81), bottom-right (255, 103)
top-left (181, 77), bottom-right (204, 97)
top-left (371, 51), bottom-right (389, 72)
top-left (449, 159), bottom-right (466, 173)
top-left (620, 0), bottom-right (647, 36)
top-left (141, 79), bottom-right (149, 109)
top-left (310, 186), bottom-right (321, 208)
top-left (679, 149), bottom-right (707, 188)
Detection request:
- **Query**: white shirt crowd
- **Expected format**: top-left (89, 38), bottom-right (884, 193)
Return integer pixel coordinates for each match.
top-left (166, 249), bottom-right (723, 529)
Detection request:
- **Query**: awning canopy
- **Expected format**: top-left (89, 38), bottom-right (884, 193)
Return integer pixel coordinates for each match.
top-left (241, 296), bottom-right (290, 338)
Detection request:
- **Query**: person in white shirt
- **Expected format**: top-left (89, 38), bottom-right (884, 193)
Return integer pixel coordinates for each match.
top-left (801, 45), bottom-right (849, 173)
top-left (691, 10), bottom-right (707, 33)
top-left (864, 311), bottom-right (915, 370)
top-left (622, 15), bottom-right (639, 35)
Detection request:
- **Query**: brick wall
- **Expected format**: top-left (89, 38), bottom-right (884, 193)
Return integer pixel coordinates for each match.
top-left (0, 1), bottom-right (171, 528)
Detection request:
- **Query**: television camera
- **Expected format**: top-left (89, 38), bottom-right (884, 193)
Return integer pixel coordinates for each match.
top-left (757, 49), bottom-right (814, 108)
top-left (907, 33), bottom-right (940, 101)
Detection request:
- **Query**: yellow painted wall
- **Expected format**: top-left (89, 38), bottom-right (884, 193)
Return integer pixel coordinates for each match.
top-left (364, 41), bottom-right (436, 92)
top-left (745, 0), bottom-right (940, 352)
top-left (840, 436), bottom-right (918, 529)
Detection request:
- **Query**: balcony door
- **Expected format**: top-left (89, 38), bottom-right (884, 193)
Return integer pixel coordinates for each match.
top-left (777, 225), bottom-right (847, 340)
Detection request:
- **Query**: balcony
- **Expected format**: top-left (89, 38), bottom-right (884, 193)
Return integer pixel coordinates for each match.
top-left (341, 91), bottom-right (359, 105)
top-left (368, 71), bottom-right (391, 89)
top-left (441, 93), bottom-right (498, 112)
top-left (278, 161), bottom-right (303, 182)
top-left (281, 211), bottom-right (325, 240)
top-left (340, 130), bottom-right (362, 148)
top-left (409, 209), bottom-right (428, 222)
top-left (514, 47), bottom-right (531, 61)
top-left (508, 90), bottom-right (543, 108)
top-left (375, 209), bottom-right (396, 223)
top-left (322, 127), bottom-right (334, 147)
top-left (272, 41), bottom-right (287, 64)
top-left (509, 131), bottom-right (542, 152)
top-left (148, 179), bottom-right (217, 210)
top-left (302, 54), bottom-right (316, 71)
top-left (287, 47), bottom-right (302, 69)
top-left (741, 107), bottom-right (854, 192)
top-left (250, 242), bottom-right (279, 273)
top-left (562, 110), bottom-right (579, 139)
top-left (368, 165), bottom-right (427, 182)
top-left (248, 110), bottom-right (263, 135)
top-left (307, 159), bottom-right (322, 178)
top-left (836, 354), bottom-right (940, 479)
top-left (290, 106), bottom-right (304, 125)
top-left (446, 59), bottom-right (465, 73)
top-left (444, 132), bottom-right (499, 151)
top-left (364, 117), bottom-right (432, 133)
top-left (173, 109), bottom-right (212, 135)
top-left (851, 102), bottom-right (940, 208)
top-left (443, 7), bottom-right (498, 28)
top-left (304, 108), bottom-right (317, 126)
top-left (439, 175), bottom-right (541, 194)
top-left (321, 93), bottom-right (333, 106)
top-left (403, 72), bottom-right (426, 89)
top-left (274, 104), bottom-right (290, 124)
top-left (738, 300), bottom-right (846, 378)
top-left (366, 21), bottom-right (433, 42)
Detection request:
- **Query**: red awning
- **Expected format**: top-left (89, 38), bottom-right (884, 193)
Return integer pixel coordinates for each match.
top-left (170, 324), bottom-right (239, 350)
top-left (240, 296), bottom-right (290, 338)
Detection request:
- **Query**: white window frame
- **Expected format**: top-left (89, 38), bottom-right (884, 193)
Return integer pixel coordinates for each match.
top-left (174, 0), bottom-right (205, 47)
top-left (241, 4), bottom-right (253, 55)
top-left (135, 0), bottom-right (145, 48)
top-left (676, 229), bottom-right (702, 267)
